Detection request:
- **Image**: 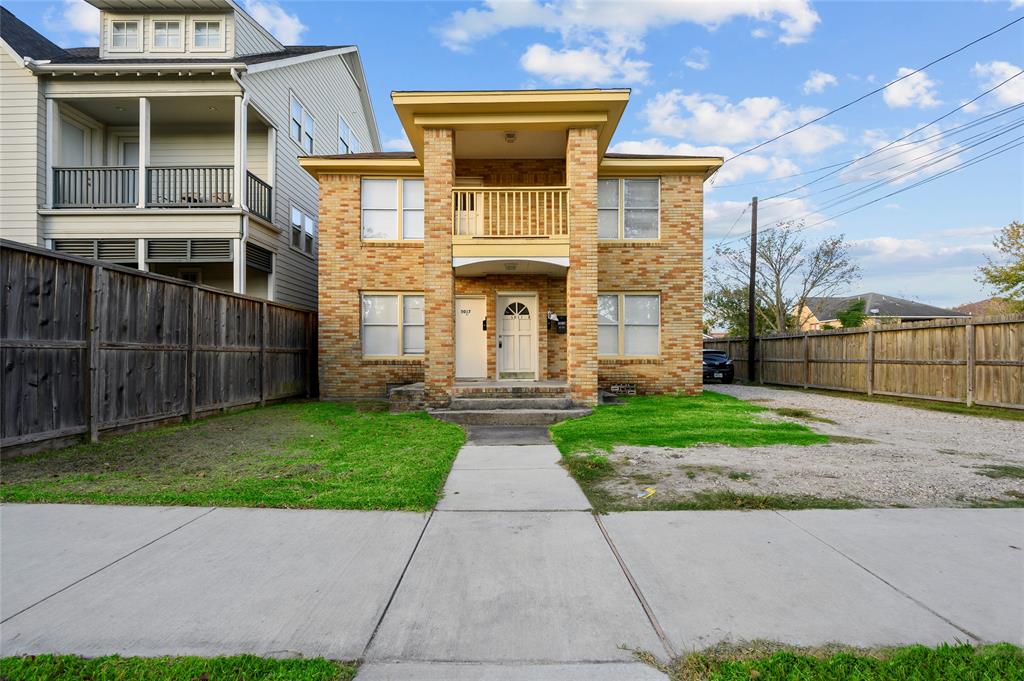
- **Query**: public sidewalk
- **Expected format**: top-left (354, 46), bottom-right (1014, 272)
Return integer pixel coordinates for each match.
top-left (1, 429), bottom-right (1021, 679)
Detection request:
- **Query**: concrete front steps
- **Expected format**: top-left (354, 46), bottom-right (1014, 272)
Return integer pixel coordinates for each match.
top-left (430, 382), bottom-right (591, 426)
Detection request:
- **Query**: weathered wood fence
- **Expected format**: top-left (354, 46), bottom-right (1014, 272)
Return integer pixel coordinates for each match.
top-left (2, 239), bottom-right (317, 453)
top-left (705, 315), bottom-right (1024, 410)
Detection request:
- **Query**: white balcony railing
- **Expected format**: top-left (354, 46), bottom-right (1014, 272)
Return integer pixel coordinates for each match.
top-left (452, 187), bottom-right (568, 238)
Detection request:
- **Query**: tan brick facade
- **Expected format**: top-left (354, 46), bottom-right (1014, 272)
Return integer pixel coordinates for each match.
top-left (422, 128), bottom-right (456, 407)
top-left (566, 128), bottom-right (599, 404)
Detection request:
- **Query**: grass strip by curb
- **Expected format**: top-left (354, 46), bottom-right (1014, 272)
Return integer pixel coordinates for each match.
top-left (0, 654), bottom-right (358, 680)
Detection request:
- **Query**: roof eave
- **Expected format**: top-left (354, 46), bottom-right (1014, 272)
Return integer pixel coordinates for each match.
top-left (298, 156), bottom-right (423, 178)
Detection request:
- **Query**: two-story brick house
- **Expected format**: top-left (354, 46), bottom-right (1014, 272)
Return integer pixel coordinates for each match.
top-left (1, 1), bottom-right (379, 309)
top-left (300, 89), bottom-right (721, 414)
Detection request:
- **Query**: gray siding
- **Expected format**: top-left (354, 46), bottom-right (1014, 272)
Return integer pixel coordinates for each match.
top-left (0, 50), bottom-right (43, 245)
top-left (232, 10), bottom-right (282, 57)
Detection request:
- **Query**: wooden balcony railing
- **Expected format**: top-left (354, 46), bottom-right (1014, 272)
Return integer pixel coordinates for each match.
top-left (147, 166), bottom-right (233, 207)
top-left (246, 171), bottom-right (273, 222)
top-left (53, 167), bottom-right (137, 207)
top-left (452, 187), bottom-right (569, 238)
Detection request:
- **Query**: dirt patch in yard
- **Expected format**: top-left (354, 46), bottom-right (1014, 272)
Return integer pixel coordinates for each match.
top-left (594, 385), bottom-right (1024, 509)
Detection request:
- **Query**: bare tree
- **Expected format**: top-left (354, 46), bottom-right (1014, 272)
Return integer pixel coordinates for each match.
top-left (708, 220), bottom-right (860, 334)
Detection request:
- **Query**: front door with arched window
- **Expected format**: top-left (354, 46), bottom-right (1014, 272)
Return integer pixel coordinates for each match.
top-left (497, 294), bottom-right (537, 379)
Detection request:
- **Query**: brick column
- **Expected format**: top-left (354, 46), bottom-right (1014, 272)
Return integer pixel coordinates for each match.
top-left (423, 128), bottom-right (455, 406)
top-left (566, 128), bottom-right (599, 405)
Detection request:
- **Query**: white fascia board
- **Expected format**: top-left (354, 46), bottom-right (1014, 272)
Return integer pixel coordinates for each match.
top-left (243, 46), bottom-right (355, 74)
top-left (454, 256), bottom-right (570, 268)
top-left (32, 62), bottom-right (246, 73)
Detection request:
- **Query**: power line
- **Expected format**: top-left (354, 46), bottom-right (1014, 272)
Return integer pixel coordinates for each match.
top-left (718, 15), bottom-right (1024, 167)
top-left (717, 201), bottom-right (750, 243)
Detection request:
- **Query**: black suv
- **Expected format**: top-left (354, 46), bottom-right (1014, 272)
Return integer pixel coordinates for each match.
top-left (702, 350), bottom-right (734, 384)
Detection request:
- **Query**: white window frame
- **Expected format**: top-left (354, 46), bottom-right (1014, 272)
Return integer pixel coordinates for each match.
top-left (108, 19), bottom-right (142, 53)
top-left (360, 177), bottom-right (424, 242)
top-left (58, 115), bottom-right (93, 166)
top-left (290, 92), bottom-right (314, 154)
top-left (190, 18), bottom-right (225, 52)
top-left (289, 203), bottom-right (317, 258)
top-left (597, 177), bottom-right (661, 240)
top-left (150, 17), bottom-right (184, 51)
top-left (361, 292), bottom-right (425, 358)
top-left (597, 292), bottom-right (661, 358)
top-left (338, 114), bottom-right (359, 154)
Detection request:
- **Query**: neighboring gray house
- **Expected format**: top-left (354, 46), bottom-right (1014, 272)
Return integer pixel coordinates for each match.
top-left (797, 292), bottom-right (971, 331)
top-left (0, 1), bottom-right (380, 309)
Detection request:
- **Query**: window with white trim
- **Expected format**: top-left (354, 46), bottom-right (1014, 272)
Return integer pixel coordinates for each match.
top-left (338, 115), bottom-right (359, 154)
top-left (361, 293), bottom-right (424, 357)
top-left (290, 205), bottom-right (316, 255)
top-left (110, 20), bottom-right (140, 50)
top-left (598, 293), bottom-right (660, 356)
top-left (192, 20), bottom-right (222, 49)
top-left (361, 178), bottom-right (424, 240)
top-left (152, 20), bottom-right (181, 49)
top-left (598, 178), bottom-right (660, 239)
top-left (290, 94), bottom-right (314, 153)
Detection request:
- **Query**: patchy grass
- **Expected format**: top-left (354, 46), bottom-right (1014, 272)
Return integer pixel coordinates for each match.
top-left (0, 401), bottom-right (464, 511)
top-left (615, 490), bottom-right (864, 512)
top-left (828, 435), bottom-right (878, 445)
top-left (0, 655), bottom-right (358, 680)
top-left (765, 384), bottom-right (1024, 422)
top-left (975, 465), bottom-right (1024, 480)
top-left (650, 641), bottom-right (1024, 681)
top-left (772, 407), bottom-right (838, 424)
top-left (550, 391), bottom-right (828, 455)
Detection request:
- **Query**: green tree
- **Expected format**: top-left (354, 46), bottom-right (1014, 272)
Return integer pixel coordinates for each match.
top-left (704, 286), bottom-right (776, 337)
top-left (837, 298), bottom-right (868, 327)
top-left (976, 220), bottom-right (1024, 311)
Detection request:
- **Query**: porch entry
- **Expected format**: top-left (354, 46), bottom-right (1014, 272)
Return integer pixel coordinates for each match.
top-left (455, 296), bottom-right (487, 379)
top-left (497, 293), bottom-right (538, 380)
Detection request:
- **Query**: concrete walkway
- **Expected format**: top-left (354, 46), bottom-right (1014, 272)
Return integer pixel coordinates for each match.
top-left (2, 428), bottom-right (1022, 679)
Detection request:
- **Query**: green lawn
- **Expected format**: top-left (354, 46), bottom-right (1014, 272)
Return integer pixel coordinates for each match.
top-left (661, 642), bottom-right (1024, 681)
top-left (550, 391), bottom-right (828, 454)
top-left (0, 654), bottom-right (356, 680)
top-left (0, 401), bottom-right (464, 511)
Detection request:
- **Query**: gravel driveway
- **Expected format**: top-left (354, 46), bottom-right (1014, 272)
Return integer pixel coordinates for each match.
top-left (600, 385), bottom-right (1024, 508)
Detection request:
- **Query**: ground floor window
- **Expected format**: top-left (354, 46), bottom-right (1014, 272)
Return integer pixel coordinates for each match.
top-left (362, 293), bottom-right (424, 357)
top-left (598, 293), bottom-right (660, 357)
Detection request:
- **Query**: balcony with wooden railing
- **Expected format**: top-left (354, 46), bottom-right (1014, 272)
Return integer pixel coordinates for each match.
top-left (452, 187), bottom-right (569, 239)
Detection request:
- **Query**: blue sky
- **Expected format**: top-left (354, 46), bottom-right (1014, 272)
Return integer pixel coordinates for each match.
top-left (9, 0), bottom-right (1024, 307)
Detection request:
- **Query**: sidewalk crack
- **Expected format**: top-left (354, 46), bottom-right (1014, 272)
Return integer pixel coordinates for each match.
top-left (773, 511), bottom-right (981, 642)
top-left (1, 506), bottom-right (217, 624)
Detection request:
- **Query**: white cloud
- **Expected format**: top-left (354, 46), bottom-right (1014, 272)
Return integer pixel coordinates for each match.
top-left (44, 0), bottom-right (99, 43)
top-left (939, 225), bottom-right (1001, 238)
top-left (242, 0), bottom-right (306, 44)
top-left (751, 27), bottom-right (770, 39)
top-left (846, 123), bottom-right (962, 185)
top-left (972, 61), bottom-right (1024, 106)
top-left (704, 195), bottom-right (829, 239)
top-left (803, 70), bottom-right (838, 94)
top-left (683, 47), bottom-right (710, 71)
top-left (610, 137), bottom-right (800, 187)
top-left (641, 90), bottom-right (845, 155)
top-left (383, 135), bottom-right (413, 152)
top-left (439, 0), bottom-right (819, 84)
top-left (520, 44), bottom-right (650, 84)
top-left (883, 68), bottom-right (941, 109)
top-left (850, 236), bottom-right (993, 266)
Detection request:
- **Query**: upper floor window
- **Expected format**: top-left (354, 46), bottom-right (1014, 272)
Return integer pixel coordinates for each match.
top-left (290, 94), bottom-right (314, 153)
top-left (338, 115), bottom-right (359, 154)
top-left (598, 178), bottom-right (660, 240)
top-left (598, 293), bottom-right (660, 357)
top-left (290, 205), bottom-right (316, 256)
top-left (361, 178), bottom-right (423, 241)
top-left (152, 20), bottom-right (181, 49)
top-left (111, 21), bottom-right (140, 50)
top-left (192, 20), bottom-right (223, 50)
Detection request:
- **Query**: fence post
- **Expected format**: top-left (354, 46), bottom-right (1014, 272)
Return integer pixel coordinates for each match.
top-left (304, 312), bottom-right (313, 399)
top-left (802, 334), bottom-right (809, 389)
top-left (966, 322), bottom-right (975, 407)
top-left (260, 301), bottom-right (268, 407)
top-left (187, 286), bottom-right (198, 420)
top-left (866, 328), bottom-right (875, 396)
top-left (85, 265), bottom-right (105, 443)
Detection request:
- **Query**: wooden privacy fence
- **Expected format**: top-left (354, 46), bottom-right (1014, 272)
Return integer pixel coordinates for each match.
top-left (1, 239), bottom-right (316, 452)
top-left (705, 315), bottom-right (1024, 410)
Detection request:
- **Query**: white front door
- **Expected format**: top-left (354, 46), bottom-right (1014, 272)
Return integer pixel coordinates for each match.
top-left (455, 297), bottom-right (487, 378)
top-left (498, 294), bottom-right (537, 379)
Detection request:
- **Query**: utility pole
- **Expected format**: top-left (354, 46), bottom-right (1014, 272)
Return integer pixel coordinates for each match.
top-left (747, 196), bottom-right (758, 383)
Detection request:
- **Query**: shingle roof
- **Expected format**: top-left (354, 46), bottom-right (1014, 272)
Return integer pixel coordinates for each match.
top-left (805, 293), bottom-right (970, 321)
top-left (1, 6), bottom-right (71, 61)
top-left (2, 8), bottom-right (346, 65)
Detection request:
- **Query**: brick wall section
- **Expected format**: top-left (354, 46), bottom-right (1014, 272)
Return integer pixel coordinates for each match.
top-left (422, 128), bottom-right (456, 406)
top-left (597, 173), bottom-right (704, 395)
top-left (455, 159), bottom-right (565, 186)
top-left (566, 128), bottom-right (599, 405)
top-left (454, 275), bottom-right (567, 380)
top-left (317, 172), bottom-right (425, 398)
